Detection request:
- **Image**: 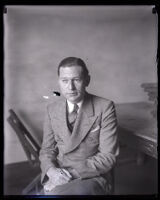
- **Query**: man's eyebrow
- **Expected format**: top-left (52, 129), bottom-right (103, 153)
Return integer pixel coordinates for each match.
top-left (60, 76), bottom-right (82, 79)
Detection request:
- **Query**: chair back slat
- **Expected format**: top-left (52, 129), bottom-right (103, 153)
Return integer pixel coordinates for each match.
top-left (9, 109), bottom-right (40, 152)
top-left (7, 109), bottom-right (40, 167)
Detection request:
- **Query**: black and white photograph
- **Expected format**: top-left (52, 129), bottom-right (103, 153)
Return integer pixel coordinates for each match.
top-left (3, 5), bottom-right (158, 195)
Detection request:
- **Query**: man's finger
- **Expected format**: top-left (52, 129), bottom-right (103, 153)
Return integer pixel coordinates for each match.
top-left (58, 169), bottom-right (71, 181)
top-left (62, 168), bottom-right (72, 178)
top-left (44, 182), bottom-right (56, 192)
top-left (58, 175), bottom-right (70, 183)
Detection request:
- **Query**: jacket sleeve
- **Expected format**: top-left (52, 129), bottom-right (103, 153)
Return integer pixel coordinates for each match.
top-left (72, 101), bottom-right (119, 179)
top-left (39, 105), bottom-right (58, 184)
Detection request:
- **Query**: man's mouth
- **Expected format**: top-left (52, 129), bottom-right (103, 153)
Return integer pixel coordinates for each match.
top-left (68, 92), bottom-right (77, 96)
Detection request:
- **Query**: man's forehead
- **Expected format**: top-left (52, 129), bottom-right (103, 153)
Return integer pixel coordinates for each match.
top-left (60, 65), bottom-right (83, 70)
top-left (59, 66), bottom-right (83, 76)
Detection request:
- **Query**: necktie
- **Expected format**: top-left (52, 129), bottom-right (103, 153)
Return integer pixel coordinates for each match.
top-left (68, 104), bottom-right (79, 132)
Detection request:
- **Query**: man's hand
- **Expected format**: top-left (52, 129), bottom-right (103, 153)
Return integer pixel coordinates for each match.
top-left (44, 167), bottom-right (72, 192)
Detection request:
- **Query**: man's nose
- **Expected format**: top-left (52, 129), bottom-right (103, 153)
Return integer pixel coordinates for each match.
top-left (68, 80), bottom-right (75, 90)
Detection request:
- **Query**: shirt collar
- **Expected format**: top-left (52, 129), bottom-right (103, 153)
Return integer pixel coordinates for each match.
top-left (67, 100), bottom-right (83, 113)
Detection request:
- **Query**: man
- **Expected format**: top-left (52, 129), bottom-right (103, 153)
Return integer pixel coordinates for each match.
top-left (39, 57), bottom-right (119, 195)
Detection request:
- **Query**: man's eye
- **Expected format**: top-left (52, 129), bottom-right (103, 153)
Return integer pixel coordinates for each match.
top-left (62, 80), bottom-right (68, 83)
top-left (74, 79), bottom-right (81, 82)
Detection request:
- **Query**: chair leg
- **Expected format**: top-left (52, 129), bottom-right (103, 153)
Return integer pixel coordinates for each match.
top-left (22, 173), bottom-right (41, 195)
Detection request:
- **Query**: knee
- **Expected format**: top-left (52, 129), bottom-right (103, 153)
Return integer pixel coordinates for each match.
top-left (75, 180), bottom-right (105, 195)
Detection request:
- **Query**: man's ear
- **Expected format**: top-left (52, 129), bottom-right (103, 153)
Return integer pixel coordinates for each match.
top-left (85, 75), bottom-right (90, 87)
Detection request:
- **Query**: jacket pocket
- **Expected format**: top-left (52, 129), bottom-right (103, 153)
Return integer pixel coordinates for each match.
top-left (90, 125), bottom-right (100, 133)
top-left (86, 129), bottom-right (100, 144)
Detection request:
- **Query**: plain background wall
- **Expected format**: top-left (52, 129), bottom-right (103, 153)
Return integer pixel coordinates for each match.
top-left (4, 6), bottom-right (157, 164)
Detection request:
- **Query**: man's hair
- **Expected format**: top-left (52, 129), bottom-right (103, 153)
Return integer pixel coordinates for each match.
top-left (58, 57), bottom-right (89, 77)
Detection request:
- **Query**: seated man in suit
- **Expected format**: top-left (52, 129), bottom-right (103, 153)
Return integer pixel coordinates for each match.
top-left (39, 57), bottom-right (119, 195)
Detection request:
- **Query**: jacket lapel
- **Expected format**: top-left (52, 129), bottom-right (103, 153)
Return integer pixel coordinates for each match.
top-left (64, 93), bottom-right (98, 154)
top-left (53, 98), bottom-right (71, 143)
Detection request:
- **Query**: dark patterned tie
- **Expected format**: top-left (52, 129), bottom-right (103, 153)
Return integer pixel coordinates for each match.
top-left (68, 104), bottom-right (79, 132)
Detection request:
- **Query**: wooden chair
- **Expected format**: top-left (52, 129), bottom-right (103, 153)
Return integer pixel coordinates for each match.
top-left (7, 109), bottom-right (42, 195)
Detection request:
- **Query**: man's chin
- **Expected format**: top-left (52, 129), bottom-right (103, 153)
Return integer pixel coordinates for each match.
top-left (67, 98), bottom-right (79, 103)
top-left (66, 96), bottom-right (82, 103)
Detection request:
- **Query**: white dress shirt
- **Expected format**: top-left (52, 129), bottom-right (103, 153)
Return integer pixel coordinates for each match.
top-left (67, 100), bottom-right (83, 114)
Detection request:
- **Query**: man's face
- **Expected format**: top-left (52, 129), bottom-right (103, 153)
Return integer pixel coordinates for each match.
top-left (58, 65), bottom-right (89, 103)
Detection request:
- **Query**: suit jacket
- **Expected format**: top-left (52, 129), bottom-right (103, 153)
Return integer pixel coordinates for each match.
top-left (39, 92), bottom-right (119, 185)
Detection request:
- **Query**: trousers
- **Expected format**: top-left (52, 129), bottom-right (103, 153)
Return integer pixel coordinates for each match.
top-left (44, 176), bottom-right (111, 195)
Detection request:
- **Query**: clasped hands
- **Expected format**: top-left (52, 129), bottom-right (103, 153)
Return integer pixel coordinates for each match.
top-left (44, 167), bottom-right (72, 192)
